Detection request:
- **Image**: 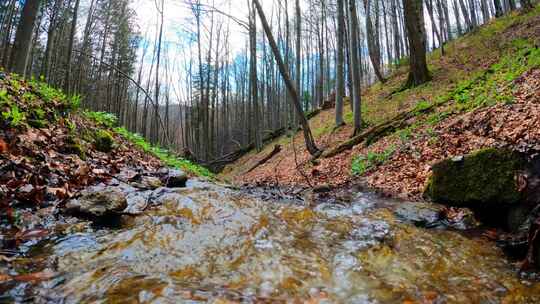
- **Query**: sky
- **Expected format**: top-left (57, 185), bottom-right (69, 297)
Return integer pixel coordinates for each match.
top-left (125, 0), bottom-right (281, 102)
top-left (106, 0), bottom-right (452, 104)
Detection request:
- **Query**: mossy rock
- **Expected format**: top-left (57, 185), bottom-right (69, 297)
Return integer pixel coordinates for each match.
top-left (94, 130), bottom-right (114, 153)
top-left (64, 136), bottom-right (86, 159)
top-left (424, 148), bottom-right (525, 207)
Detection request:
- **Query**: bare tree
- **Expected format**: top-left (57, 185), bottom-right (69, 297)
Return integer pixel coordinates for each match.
top-left (253, 0), bottom-right (321, 156)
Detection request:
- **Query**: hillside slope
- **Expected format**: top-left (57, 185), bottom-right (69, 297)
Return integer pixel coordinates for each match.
top-left (0, 72), bottom-right (210, 227)
top-left (222, 6), bottom-right (540, 200)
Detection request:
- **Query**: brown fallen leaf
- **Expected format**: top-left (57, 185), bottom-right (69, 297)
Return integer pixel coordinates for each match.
top-left (0, 138), bottom-right (7, 153)
top-left (13, 270), bottom-right (55, 283)
top-left (0, 274), bottom-right (12, 283)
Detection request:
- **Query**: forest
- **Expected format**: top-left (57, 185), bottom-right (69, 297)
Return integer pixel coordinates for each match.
top-left (1, 0), bottom-right (540, 302)
top-left (2, 0), bottom-right (533, 167)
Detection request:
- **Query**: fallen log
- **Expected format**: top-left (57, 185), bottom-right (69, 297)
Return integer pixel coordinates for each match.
top-left (245, 145), bottom-right (282, 174)
top-left (321, 105), bottom-right (435, 158)
top-left (204, 128), bottom-right (286, 172)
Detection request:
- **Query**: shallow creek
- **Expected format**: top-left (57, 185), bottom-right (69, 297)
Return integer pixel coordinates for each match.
top-left (3, 179), bottom-right (540, 303)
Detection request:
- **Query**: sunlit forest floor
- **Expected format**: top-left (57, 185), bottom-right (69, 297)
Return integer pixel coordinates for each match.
top-left (222, 6), bottom-right (540, 200)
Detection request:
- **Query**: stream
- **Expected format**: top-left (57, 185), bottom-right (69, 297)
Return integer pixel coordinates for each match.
top-left (2, 179), bottom-right (540, 303)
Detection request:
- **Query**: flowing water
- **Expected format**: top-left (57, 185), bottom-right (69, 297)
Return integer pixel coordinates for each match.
top-left (3, 180), bottom-right (540, 303)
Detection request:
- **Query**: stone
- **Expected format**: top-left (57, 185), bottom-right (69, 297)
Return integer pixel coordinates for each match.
top-left (313, 183), bottom-right (332, 193)
top-left (138, 176), bottom-right (162, 190)
top-left (424, 148), bottom-right (525, 207)
top-left (123, 191), bottom-right (151, 215)
top-left (166, 169), bottom-right (188, 188)
top-left (395, 202), bottom-right (444, 228)
top-left (65, 187), bottom-right (127, 218)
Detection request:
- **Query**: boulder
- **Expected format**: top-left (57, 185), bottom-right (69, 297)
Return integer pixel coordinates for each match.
top-left (424, 148), bottom-right (525, 207)
top-left (65, 187), bottom-right (127, 218)
top-left (166, 169), bottom-right (188, 188)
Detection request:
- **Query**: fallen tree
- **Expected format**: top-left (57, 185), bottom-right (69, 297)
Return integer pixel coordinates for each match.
top-left (322, 70), bottom-right (494, 158)
top-left (204, 128), bottom-right (286, 172)
top-left (245, 144), bottom-right (282, 174)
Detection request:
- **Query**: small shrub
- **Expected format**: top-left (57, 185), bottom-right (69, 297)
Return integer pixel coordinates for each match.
top-left (413, 100), bottom-right (432, 114)
top-left (397, 127), bottom-right (413, 141)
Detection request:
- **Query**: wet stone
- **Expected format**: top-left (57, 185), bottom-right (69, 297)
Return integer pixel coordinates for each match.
top-left (166, 169), bottom-right (188, 188)
top-left (65, 186), bottom-right (127, 218)
top-left (123, 191), bottom-right (152, 215)
top-left (139, 176), bottom-right (163, 190)
top-left (394, 202), bottom-right (444, 228)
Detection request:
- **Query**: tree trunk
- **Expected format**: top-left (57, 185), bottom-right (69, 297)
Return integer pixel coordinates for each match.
top-left (335, 0), bottom-right (346, 127)
top-left (249, 0), bottom-right (262, 152)
top-left (494, 0), bottom-right (504, 16)
top-left (9, 0), bottom-right (41, 77)
top-left (403, 0), bottom-right (431, 88)
top-left (363, 0), bottom-right (386, 83)
top-left (348, 0), bottom-right (363, 136)
top-left (64, 0), bottom-right (81, 94)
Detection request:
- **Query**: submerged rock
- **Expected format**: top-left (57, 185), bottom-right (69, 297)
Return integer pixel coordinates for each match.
top-left (424, 148), bottom-right (525, 207)
top-left (166, 169), bottom-right (188, 188)
top-left (395, 202), bottom-right (444, 228)
top-left (65, 186), bottom-right (127, 218)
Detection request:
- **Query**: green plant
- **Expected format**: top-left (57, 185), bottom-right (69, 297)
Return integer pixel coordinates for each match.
top-left (69, 94), bottom-right (82, 110)
top-left (37, 81), bottom-right (66, 104)
top-left (2, 104), bottom-right (25, 127)
top-left (84, 111), bottom-right (118, 128)
top-left (397, 127), bottom-right (413, 141)
top-left (115, 127), bottom-right (214, 178)
top-left (413, 100), bottom-right (432, 114)
top-left (351, 146), bottom-right (396, 176)
top-left (9, 79), bottom-right (21, 92)
top-left (0, 89), bottom-right (9, 105)
top-left (66, 119), bottom-right (76, 132)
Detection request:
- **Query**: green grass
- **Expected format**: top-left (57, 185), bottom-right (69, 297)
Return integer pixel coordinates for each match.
top-left (114, 126), bottom-right (214, 178)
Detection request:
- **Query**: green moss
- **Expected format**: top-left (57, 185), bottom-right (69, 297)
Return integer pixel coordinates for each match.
top-left (425, 148), bottom-right (525, 206)
top-left (64, 136), bottom-right (86, 159)
top-left (94, 130), bottom-right (114, 153)
top-left (28, 119), bottom-right (47, 128)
